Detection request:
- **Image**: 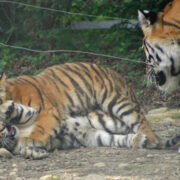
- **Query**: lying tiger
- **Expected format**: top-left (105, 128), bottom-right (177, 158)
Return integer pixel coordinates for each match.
top-left (0, 62), bottom-right (179, 159)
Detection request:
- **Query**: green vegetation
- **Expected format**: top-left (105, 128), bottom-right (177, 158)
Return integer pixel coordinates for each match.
top-left (0, 0), bottom-right (166, 86)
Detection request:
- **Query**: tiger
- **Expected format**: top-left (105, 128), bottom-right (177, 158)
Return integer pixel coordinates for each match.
top-left (0, 62), bottom-right (179, 159)
top-left (138, 0), bottom-right (180, 93)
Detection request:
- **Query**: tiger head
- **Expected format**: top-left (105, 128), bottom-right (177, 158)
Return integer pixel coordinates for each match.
top-left (0, 121), bottom-right (19, 152)
top-left (138, 0), bottom-right (180, 93)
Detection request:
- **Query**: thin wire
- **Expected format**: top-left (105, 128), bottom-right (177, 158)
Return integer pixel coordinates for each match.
top-left (0, 42), bottom-right (147, 65)
top-left (0, 0), bottom-right (130, 21)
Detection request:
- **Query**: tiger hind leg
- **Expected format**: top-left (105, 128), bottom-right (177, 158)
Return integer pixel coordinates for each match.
top-left (84, 129), bottom-right (147, 148)
top-left (59, 115), bottom-right (148, 149)
top-left (100, 94), bottom-right (161, 149)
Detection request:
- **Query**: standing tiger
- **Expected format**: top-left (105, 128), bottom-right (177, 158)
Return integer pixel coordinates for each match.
top-left (138, 0), bottom-right (180, 93)
top-left (0, 62), bottom-right (179, 159)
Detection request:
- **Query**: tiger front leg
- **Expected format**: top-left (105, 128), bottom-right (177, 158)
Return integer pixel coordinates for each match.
top-left (14, 110), bottom-right (61, 159)
top-left (0, 100), bottom-right (39, 126)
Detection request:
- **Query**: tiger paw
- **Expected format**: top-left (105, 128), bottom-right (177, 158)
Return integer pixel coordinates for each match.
top-left (132, 133), bottom-right (148, 148)
top-left (19, 146), bottom-right (48, 159)
top-left (0, 100), bottom-right (14, 122)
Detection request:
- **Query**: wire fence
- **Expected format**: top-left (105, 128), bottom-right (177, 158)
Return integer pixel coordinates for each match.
top-left (0, 0), bottom-right (131, 21)
top-left (0, 42), bottom-right (146, 65)
top-left (0, 0), bottom-right (144, 65)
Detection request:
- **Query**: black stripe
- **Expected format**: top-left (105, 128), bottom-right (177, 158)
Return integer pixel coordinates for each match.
top-left (75, 90), bottom-right (84, 107)
top-left (90, 64), bottom-right (104, 83)
top-left (110, 135), bottom-right (114, 146)
top-left (98, 66), bottom-right (113, 92)
top-left (149, 55), bottom-right (155, 64)
top-left (37, 125), bottom-right (45, 135)
top-left (116, 103), bottom-right (131, 114)
top-left (78, 63), bottom-right (90, 73)
top-left (155, 44), bottom-right (164, 53)
top-left (18, 111), bottom-right (35, 125)
top-left (53, 129), bottom-right (59, 137)
top-left (97, 135), bottom-right (103, 146)
top-left (170, 57), bottom-right (180, 76)
top-left (53, 113), bottom-right (61, 125)
top-left (163, 20), bottom-right (180, 30)
top-left (146, 42), bottom-right (155, 53)
top-left (28, 99), bottom-right (32, 106)
top-left (108, 95), bottom-right (119, 117)
top-left (87, 117), bottom-right (95, 128)
top-left (120, 108), bottom-right (135, 120)
top-left (156, 54), bottom-right (162, 62)
top-left (49, 69), bottom-right (69, 88)
top-left (131, 121), bottom-right (139, 133)
top-left (10, 108), bottom-right (24, 124)
top-left (19, 78), bottom-right (45, 109)
top-left (60, 69), bottom-right (85, 95)
top-left (65, 65), bottom-right (93, 94)
top-left (101, 88), bottom-right (108, 104)
top-left (44, 74), bottom-right (61, 93)
top-left (65, 91), bottom-right (74, 106)
top-left (6, 81), bottom-right (15, 86)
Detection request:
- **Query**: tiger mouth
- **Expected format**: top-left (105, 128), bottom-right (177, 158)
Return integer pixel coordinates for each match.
top-left (6, 125), bottom-right (16, 137)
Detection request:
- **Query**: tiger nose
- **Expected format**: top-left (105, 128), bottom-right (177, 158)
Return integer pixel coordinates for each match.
top-left (156, 71), bottom-right (166, 86)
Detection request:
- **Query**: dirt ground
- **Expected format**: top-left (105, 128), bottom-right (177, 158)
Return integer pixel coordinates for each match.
top-left (0, 67), bottom-right (180, 180)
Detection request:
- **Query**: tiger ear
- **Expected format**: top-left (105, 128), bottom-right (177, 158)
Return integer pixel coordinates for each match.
top-left (138, 10), bottom-right (157, 35)
top-left (0, 73), bottom-right (6, 87)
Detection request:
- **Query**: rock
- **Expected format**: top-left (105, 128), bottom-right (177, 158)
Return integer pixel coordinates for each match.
top-left (148, 107), bottom-right (168, 114)
top-left (146, 154), bottom-right (154, 158)
top-left (93, 162), bottom-right (106, 167)
top-left (39, 175), bottom-right (59, 180)
top-left (0, 148), bottom-right (13, 158)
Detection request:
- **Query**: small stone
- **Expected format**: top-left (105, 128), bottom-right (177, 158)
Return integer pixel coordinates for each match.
top-left (12, 163), bottom-right (17, 167)
top-left (93, 162), bottom-right (106, 168)
top-left (39, 175), bottom-right (59, 180)
top-left (147, 154), bottom-right (154, 158)
top-left (178, 147), bottom-right (180, 153)
top-left (10, 171), bottom-right (17, 176)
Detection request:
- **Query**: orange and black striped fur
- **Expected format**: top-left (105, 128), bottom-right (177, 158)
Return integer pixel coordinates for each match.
top-left (138, 0), bottom-right (180, 93)
top-left (0, 63), bottom-right (179, 159)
